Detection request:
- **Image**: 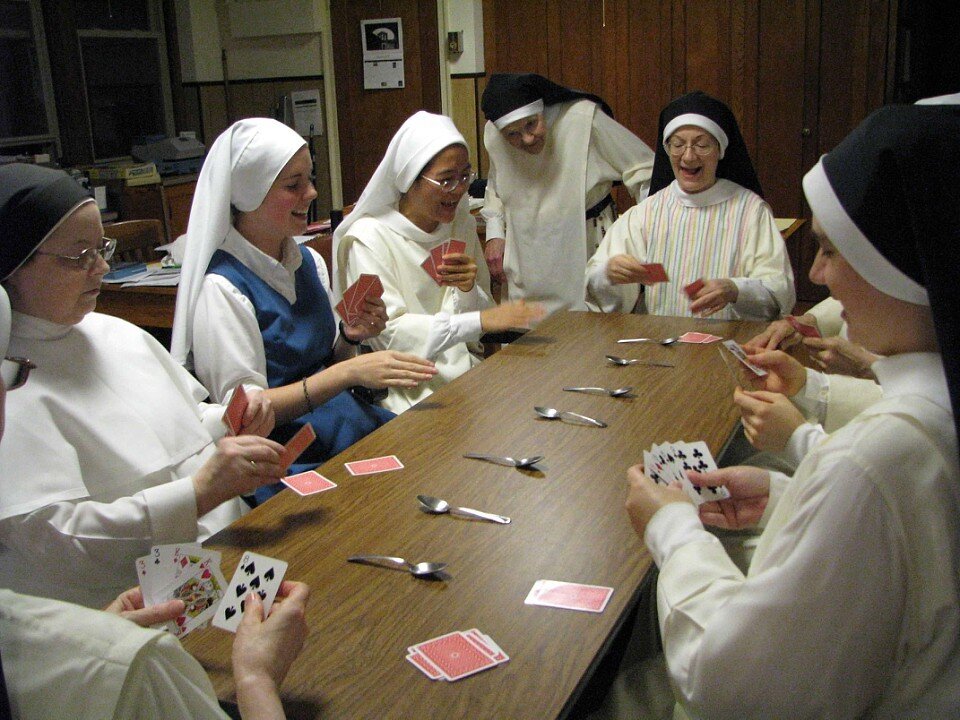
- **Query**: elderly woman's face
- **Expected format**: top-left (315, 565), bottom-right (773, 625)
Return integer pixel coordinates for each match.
top-left (501, 113), bottom-right (547, 155)
top-left (400, 144), bottom-right (471, 232)
top-left (3, 202), bottom-right (108, 326)
top-left (667, 126), bottom-right (720, 194)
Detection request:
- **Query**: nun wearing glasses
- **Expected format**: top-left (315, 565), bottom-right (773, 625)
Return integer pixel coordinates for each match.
top-left (333, 111), bottom-right (544, 413)
top-left (586, 91), bottom-right (795, 320)
top-left (0, 164), bottom-right (285, 608)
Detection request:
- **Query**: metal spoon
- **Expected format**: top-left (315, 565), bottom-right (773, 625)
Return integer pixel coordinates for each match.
top-left (617, 336), bottom-right (679, 345)
top-left (417, 494), bottom-right (511, 524)
top-left (463, 453), bottom-right (543, 468)
top-left (563, 385), bottom-right (633, 397)
top-left (534, 406), bottom-right (608, 428)
top-left (347, 554), bottom-right (447, 577)
top-left (605, 354), bottom-right (676, 368)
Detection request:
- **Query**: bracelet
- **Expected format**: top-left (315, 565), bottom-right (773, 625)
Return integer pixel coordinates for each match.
top-left (301, 377), bottom-right (315, 413)
top-left (339, 321), bottom-right (362, 345)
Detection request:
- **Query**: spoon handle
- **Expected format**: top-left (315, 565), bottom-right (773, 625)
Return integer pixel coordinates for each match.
top-left (450, 506), bottom-right (511, 524)
top-left (562, 386), bottom-right (606, 395)
top-left (463, 453), bottom-right (516, 467)
top-left (617, 338), bottom-right (653, 344)
top-left (347, 555), bottom-right (409, 572)
top-left (559, 411), bottom-right (608, 428)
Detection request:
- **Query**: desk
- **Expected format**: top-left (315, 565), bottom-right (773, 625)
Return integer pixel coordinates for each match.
top-left (182, 310), bottom-right (766, 719)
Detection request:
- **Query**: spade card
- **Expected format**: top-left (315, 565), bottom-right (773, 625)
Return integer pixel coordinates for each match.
top-left (524, 580), bottom-right (614, 613)
top-left (213, 552), bottom-right (288, 633)
top-left (279, 423), bottom-right (317, 471)
top-left (786, 315), bottom-right (821, 338)
top-left (641, 263), bottom-right (669, 283)
top-left (345, 455), bottom-right (404, 476)
top-left (222, 385), bottom-right (249, 435)
top-left (282, 470), bottom-right (337, 496)
top-left (683, 278), bottom-right (705, 298)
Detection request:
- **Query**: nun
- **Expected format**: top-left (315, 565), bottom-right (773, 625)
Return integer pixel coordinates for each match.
top-left (172, 118), bottom-right (438, 502)
top-left (333, 111), bottom-right (544, 414)
top-left (586, 91), bottom-right (795, 320)
top-left (0, 164), bottom-right (286, 607)
top-left (480, 73), bottom-right (655, 315)
top-left (614, 105), bottom-right (960, 718)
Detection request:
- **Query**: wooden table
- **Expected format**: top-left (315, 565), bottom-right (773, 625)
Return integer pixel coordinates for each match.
top-left (181, 310), bottom-right (766, 719)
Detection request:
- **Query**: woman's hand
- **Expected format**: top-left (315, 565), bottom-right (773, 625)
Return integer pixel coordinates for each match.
top-left (103, 586), bottom-right (185, 627)
top-left (438, 251), bottom-right (477, 292)
top-left (238, 388), bottom-right (275, 438)
top-left (480, 300), bottom-right (547, 333)
top-left (744, 349), bottom-right (808, 397)
top-left (343, 350), bottom-right (438, 389)
top-left (192, 435), bottom-right (286, 515)
top-left (691, 466), bottom-right (770, 530)
top-left (341, 296), bottom-right (389, 343)
top-left (802, 335), bottom-right (878, 379)
top-left (624, 463), bottom-right (690, 539)
top-left (484, 237), bottom-right (506, 283)
top-left (734, 387), bottom-right (806, 452)
top-left (746, 317), bottom-right (811, 351)
top-left (606, 254), bottom-right (649, 285)
top-left (689, 278), bottom-right (738, 317)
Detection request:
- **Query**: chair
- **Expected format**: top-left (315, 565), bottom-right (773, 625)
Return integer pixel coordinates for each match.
top-left (105, 219), bottom-right (165, 263)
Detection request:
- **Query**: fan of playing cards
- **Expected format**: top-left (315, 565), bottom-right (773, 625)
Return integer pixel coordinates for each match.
top-left (643, 440), bottom-right (730, 505)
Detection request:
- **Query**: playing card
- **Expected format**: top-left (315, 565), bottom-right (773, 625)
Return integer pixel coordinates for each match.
top-left (160, 561), bottom-right (228, 638)
top-left (721, 339), bottom-right (768, 376)
top-left (683, 278), bottom-right (705, 298)
top-left (641, 263), bottom-right (669, 283)
top-left (345, 274), bottom-right (374, 319)
top-left (524, 580), bottom-right (614, 613)
top-left (786, 315), bottom-right (821, 338)
top-left (345, 455), bottom-right (404, 476)
top-left (213, 551), bottom-right (288, 633)
top-left (335, 298), bottom-right (352, 325)
top-left (282, 470), bottom-right (337, 496)
top-left (421, 253), bottom-right (441, 285)
top-left (137, 543), bottom-right (203, 605)
top-left (410, 631), bottom-right (499, 681)
top-left (407, 651), bottom-right (444, 679)
top-left (222, 385), bottom-right (249, 435)
top-left (279, 423), bottom-right (317, 471)
top-left (678, 331), bottom-right (722, 344)
top-left (718, 343), bottom-right (767, 390)
top-left (464, 628), bottom-right (509, 663)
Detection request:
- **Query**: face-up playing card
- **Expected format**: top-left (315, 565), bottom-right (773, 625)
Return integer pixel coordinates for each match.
top-left (212, 551), bottom-right (288, 633)
top-left (524, 580), bottom-right (614, 613)
top-left (279, 423), bottom-right (317, 471)
top-left (642, 440), bottom-right (730, 505)
top-left (160, 561), bottom-right (228, 638)
top-left (718, 342), bottom-right (767, 390)
top-left (345, 454), bottom-right (404, 476)
top-left (641, 263), bottom-right (669, 283)
top-left (678, 331), bottom-right (723, 344)
top-left (721, 340), bottom-right (768, 377)
top-left (409, 631), bottom-right (499, 681)
top-left (683, 278), bottom-right (705, 298)
top-left (282, 470), bottom-right (337, 496)
top-left (786, 315), bottom-right (822, 338)
top-left (222, 385), bottom-right (249, 435)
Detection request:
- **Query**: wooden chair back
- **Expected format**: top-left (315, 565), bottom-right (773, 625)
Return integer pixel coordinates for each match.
top-left (105, 219), bottom-right (165, 264)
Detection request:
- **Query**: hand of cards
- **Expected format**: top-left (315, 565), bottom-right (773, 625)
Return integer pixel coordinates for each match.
top-left (407, 628), bottom-right (508, 681)
top-left (137, 545), bottom-right (287, 637)
top-left (421, 239), bottom-right (466, 285)
top-left (336, 273), bottom-right (384, 326)
top-left (643, 440), bottom-right (730, 505)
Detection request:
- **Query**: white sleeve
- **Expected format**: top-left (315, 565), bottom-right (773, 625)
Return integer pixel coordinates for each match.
top-left (0, 477), bottom-right (199, 599)
top-left (653, 453), bottom-right (904, 718)
top-left (584, 206), bottom-right (645, 312)
top-left (729, 201), bottom-right (796, 320)
top-left (479, 163), bottom-right (506, 240)
top-left (191, 274), bottom-right (269, 404)
top-left (590, 111), bottom-right (655, 201)
top-left (113, 633), bottom-right (230, 720)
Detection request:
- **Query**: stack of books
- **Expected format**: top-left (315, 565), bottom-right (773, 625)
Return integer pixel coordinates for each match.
top-left (87, 162), bottom-right (161, 187)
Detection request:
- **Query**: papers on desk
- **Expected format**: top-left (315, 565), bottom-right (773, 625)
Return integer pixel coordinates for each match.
top-left (102, 262), bottom-right (180, 287)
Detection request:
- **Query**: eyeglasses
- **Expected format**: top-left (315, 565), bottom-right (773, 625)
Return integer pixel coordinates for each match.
top-left (34, 237), bottom-right (117, 271)
top-left (419, 171), bottom-right (477, 194)
top-left (665, 140), bottom-right (718, 158)
top-left (1, 356), bottom-right (35, 391)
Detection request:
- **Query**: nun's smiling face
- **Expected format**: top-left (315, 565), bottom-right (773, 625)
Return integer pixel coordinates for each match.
top-left (239, 147), bottom-right (317, 244)
top-left (400, 144), bottom-right (471, 233)
top-left (667, 127), bottom-right (720, 194)
top-left (4, 202), bottom-right (108, 326)
top-left (501, 113), bottom-right (547, 155)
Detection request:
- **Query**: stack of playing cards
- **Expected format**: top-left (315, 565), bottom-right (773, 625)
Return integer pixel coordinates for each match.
top-left (407, 629), bottom-right (508, 681)
top-left (524, 579), bottom-right (614, 613)
top-left (643, 440), bottom-right (731, 506)
top-left (136, 544), bottom-right (228, 638)
top-left (421, 239), bottom-right (466, 285)
top-left (678, 331), bottom-right (723, 344)
top-left (336, 273), bottom-right (384, 326)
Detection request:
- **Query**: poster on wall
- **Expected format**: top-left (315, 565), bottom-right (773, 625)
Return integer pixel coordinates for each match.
top-left (361, 17), bottom-right (404, 90)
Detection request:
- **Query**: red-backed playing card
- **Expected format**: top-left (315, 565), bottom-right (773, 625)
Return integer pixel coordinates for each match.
top-left (683, 278), bottom-right (705, 298)
top-left (411, 631), bottom-right (498, 681)
top-left (421, 254), bottom-right (441, 285)
top-left (524, 579), bottom-right (614, 613)
top-left (407, 651), bottom-right (444, 679)
top-left (222, 385), bottom-right (249, 435)
top-left (641, 263), bottom-right (669, 283)
top-left (279, 424), bottom-right (317, 470)
top-left (282, 470), bottom-right (336, 496)
top-left (786, 315), bottom-right (822, 338)
top-left (678, 331), bottom-right (722, 344)
top-left (344, 455), bottom-right (404, 476)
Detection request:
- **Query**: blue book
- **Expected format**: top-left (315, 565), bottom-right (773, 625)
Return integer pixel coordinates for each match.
top-left (104, 262), bottom-right (147, 282)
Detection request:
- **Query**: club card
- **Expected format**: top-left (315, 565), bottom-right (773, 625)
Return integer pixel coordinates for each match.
top-left (683, 278), bottom-right (705, 298)
top-left (524, 580), bottom-right (614, 613)
top-left (282, 470), bottom-right (337, 496)
top-left (213, 552), bottom-right (288, 633)
top-left (641, 263), bottom-right (669, 283)
top-left (678, 331), bottom-right (722, 344)
top-left (786, 315), bottom-right (822, 338)
top-left (279, 424), bottom-right (317, 471)
top-left (345, 454), bottom-right (404, 476)
top-left (410, 631), bottom-right (499, 681)
top-left (643, 440), bottom-right (730, 505)
top-left (222, 385), bottom-right (249, 435)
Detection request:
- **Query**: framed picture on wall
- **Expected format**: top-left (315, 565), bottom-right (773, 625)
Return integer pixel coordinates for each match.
top-left (361, 17), bottom-right (404, 89)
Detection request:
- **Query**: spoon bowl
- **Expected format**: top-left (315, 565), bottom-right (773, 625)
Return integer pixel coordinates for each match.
top-left (534, 406), bottom-right (561, 419)
top-left (417, 494), bottom-right (511, 524)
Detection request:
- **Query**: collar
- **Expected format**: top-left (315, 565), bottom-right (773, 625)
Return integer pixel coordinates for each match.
top-left (219, 228), bottom-right (303, 303)
top-left (378, 208), bottom-right (456, 246)
top-left (872, 352), bottom-right (951, 412)
top-left (668, 178), bottom-right (740, 208)
top-left (10, 310), bottom-right (73, 341)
